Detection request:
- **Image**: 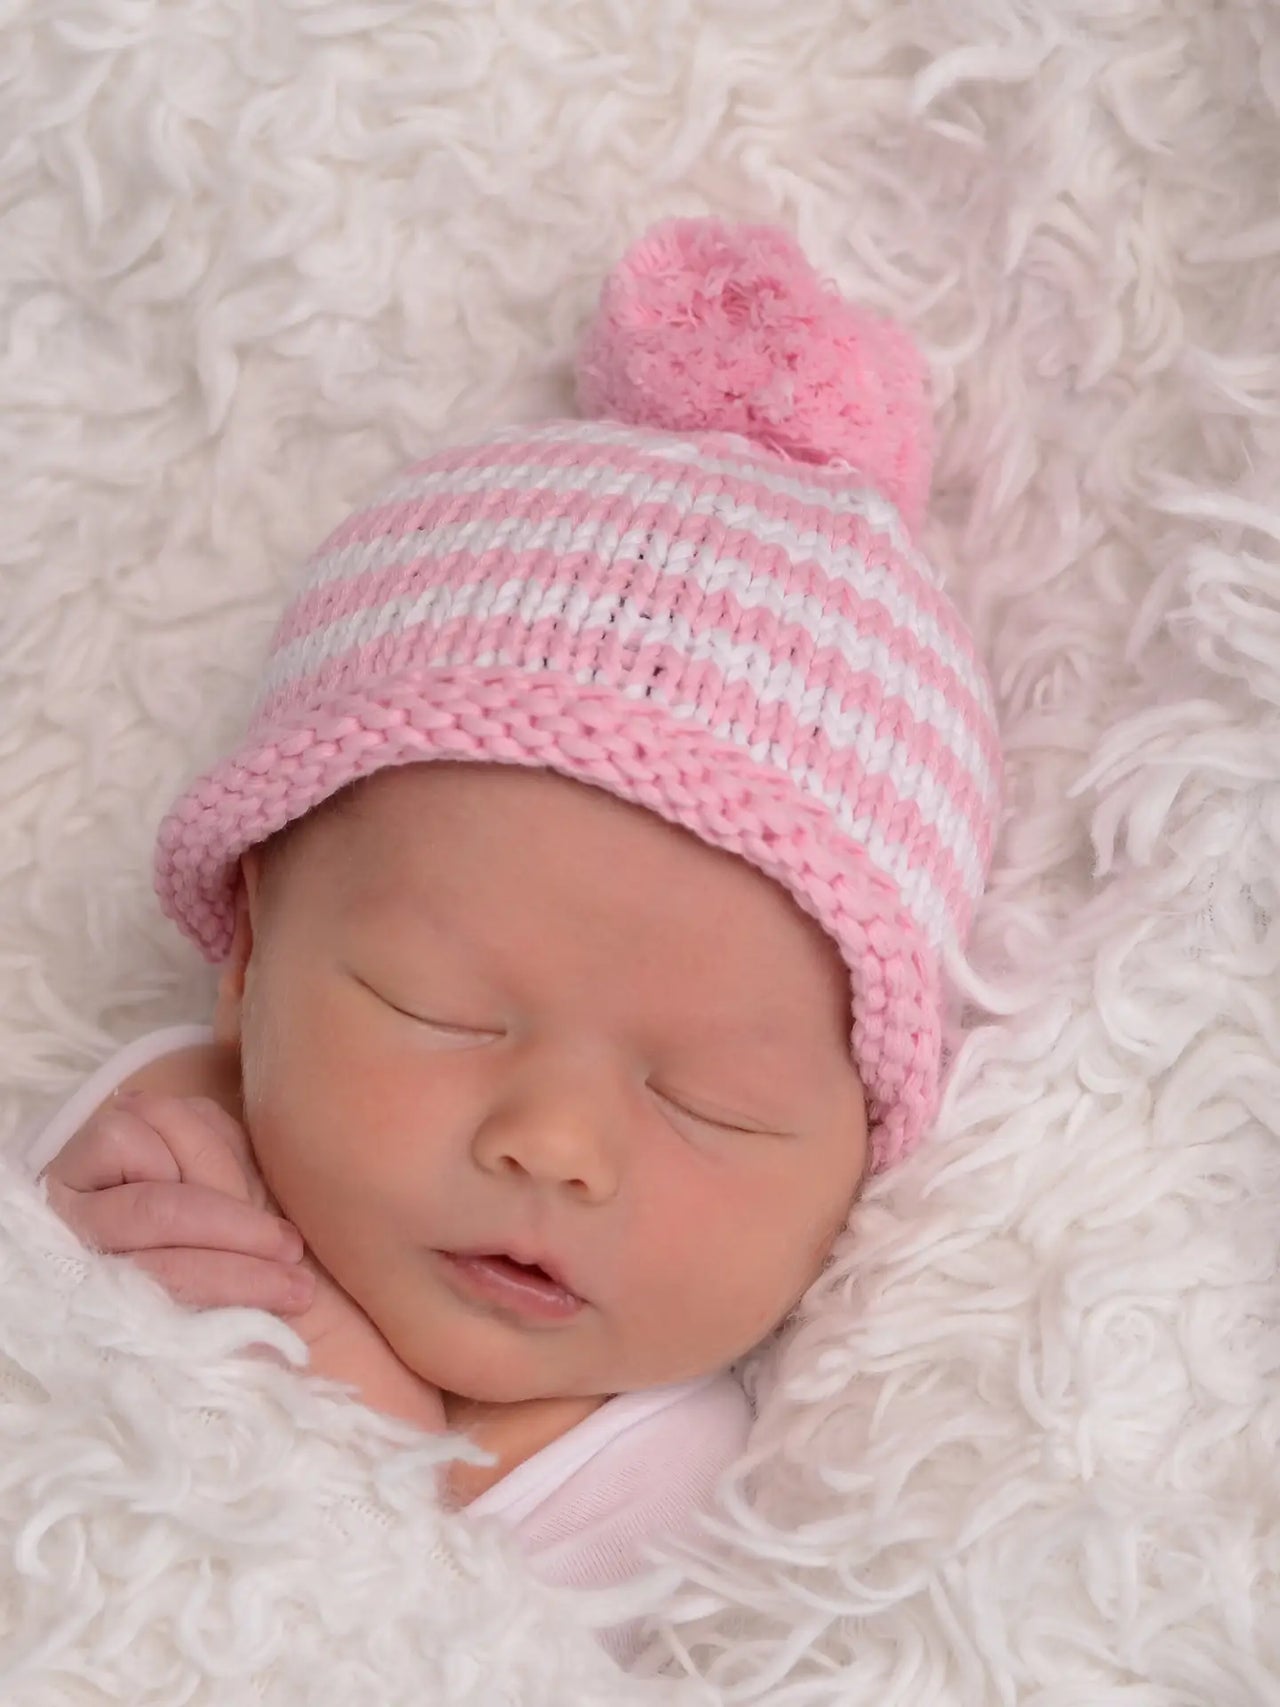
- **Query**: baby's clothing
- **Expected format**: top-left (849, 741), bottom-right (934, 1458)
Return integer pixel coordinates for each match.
top-left (25, 1026), bottom-right (751, 1662)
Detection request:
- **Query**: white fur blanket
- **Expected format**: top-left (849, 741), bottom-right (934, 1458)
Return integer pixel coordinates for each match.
top-left (2, 1), bottom-right (1279, 1702)
top-left (0, 1160), bottom-right (698, 1703)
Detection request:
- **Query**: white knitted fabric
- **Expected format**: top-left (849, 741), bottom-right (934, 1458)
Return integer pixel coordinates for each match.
top-left (2, 3), bottom-right (1279, 1703)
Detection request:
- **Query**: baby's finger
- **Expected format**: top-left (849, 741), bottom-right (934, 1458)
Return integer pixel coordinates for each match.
top-left (119, 1093), bottom-right (257, 1203)
top-left (64, 1179), bottom-right (303, 1262)
top-left (44, 1102), bottom-right (183, 1192)
top-left (131, 1248), bottom-right (316, 1316)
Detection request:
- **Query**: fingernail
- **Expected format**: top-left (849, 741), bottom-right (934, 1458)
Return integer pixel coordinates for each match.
top-left (277, 1223), bottom-right (305, 1261)
top-left (286, 1270), bottom-right (316, 1308)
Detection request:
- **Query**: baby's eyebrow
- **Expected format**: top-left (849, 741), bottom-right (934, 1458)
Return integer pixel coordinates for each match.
top-left (672, 1009), bottom-right (836, 1053)
top-left (661, 1031), bottom-right (847, 1107)
top-left (345, 880), bottom-right (477, 942)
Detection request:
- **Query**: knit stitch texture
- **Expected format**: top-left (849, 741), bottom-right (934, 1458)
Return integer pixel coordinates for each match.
top-left (155, 225), bottom-right (1001, 1169)
top-left (5, 6), bottom-right (1279, 1699)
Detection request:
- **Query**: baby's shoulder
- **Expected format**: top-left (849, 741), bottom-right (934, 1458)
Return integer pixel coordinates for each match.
top-left (115, 1037), bottom-right (237, 1107)
top-left (24, 1023), bottom-right (227, 1176)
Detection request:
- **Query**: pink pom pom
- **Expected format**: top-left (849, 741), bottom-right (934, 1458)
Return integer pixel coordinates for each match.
top-left (576, 219), bottom-right (933, 533)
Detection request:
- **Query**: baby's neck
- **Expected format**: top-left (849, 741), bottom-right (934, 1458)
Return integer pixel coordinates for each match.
top-left (442, 1391), bottom-right (605, 1505)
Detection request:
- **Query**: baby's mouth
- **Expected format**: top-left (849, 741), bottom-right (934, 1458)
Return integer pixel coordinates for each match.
top-left (437, 1249), bottom-right (584, 1322)
top-left (488, 1253), bottom-right (551, 1281)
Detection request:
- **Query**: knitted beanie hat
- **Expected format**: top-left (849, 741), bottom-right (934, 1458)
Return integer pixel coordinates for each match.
top-left (156, 219), bottom-right (1001, 1172)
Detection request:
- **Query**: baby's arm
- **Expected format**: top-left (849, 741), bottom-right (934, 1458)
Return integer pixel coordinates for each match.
top-left (42, 1091), bottom-right (314, 1316)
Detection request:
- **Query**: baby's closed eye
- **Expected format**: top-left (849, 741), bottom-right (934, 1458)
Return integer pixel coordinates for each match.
top-left (647, 1082), bottom-right (792, 1139)
top-left (348, 971), bottom-right (505, 1043)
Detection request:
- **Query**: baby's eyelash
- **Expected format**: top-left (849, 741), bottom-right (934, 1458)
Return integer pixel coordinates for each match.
top-left (651, 1085), bottom-right (773, 1137)
top-left (398, 1006), bottom-right (503, 1039)
top-left (407, 1011), bottom-right (493, 1036)
top-left (354, 975), bottom-right (501, 1038)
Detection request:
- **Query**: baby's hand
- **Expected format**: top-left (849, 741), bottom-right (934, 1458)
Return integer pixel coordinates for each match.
top-left (44, 1090), bottom-right (444, 1434)
top-left (42, 1092), bottom-right (315, 1317)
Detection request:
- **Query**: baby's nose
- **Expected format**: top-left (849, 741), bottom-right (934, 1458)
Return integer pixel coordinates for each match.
top-left (470, 1087), bottom-right (620, 1204)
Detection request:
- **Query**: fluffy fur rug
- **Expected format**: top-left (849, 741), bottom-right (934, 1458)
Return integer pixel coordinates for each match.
top-left (0, 1161), bottom-right (696, 1703)
top-left (2, 1), bottom-right (1278, 1702)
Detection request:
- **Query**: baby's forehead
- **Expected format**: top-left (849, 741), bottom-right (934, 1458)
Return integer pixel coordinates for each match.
top-left (282, 764), bottom-right (647, 882)
top-left (304, 763), bottom-right (573, 835)
top-left (267, 767), bottom-right (441, 870)
top-left (275, 762), bottom-right (799, 937)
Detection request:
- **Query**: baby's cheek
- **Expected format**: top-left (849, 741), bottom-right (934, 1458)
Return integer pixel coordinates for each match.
top-left (628, 1177), bottom-right (785, 1340)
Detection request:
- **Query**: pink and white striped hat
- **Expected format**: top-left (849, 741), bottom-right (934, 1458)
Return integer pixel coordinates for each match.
top-left (156, 219), bottom-right (1000, 1171)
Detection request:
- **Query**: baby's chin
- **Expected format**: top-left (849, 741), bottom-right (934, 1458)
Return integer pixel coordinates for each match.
top-left (394, 1314), bottom-right (715, 1410)
top-left (322, 1232), bottom-right (713, 1407)
top-left (393, 1315), bottom-right (609, 1408)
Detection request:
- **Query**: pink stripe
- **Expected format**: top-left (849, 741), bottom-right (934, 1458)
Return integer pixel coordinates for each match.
top-left (613, 640), bottom-right (996, 876)
top-left (504, 421), bottom-right (871, 490)
top-left (293, 486), bottom-right (943, 626)
top-left (315, 438), bottom-right (938, 584)
top-left (356, 423), bottom-right (898, 517)
top-left (263, 582), bottom-right (997, 817)
top-left (278, 502), bottom-right (982, 685)
top-left (265, 584), bottom-right (998, 821)
top-left (155, 665), bottom-right (941, 1164)
top-left (283, 441), bottom-right (986, 696)
top-left (257, 627), bottom-right (987, 908)
top-left (268, 542), bottom-right (997, 781)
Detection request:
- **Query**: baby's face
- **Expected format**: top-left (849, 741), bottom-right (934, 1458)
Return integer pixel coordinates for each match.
top-left (223, 764), bottom-right (868, 1404)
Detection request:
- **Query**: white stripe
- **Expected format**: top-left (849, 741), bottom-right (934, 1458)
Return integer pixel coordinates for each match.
top-left (567, 675), bottom-right (961, 944)
top-left (613, 625), bottom-right (988, 896)
top-left (477, 418), bottom-right (922, 562)
top-left (615, 562), bottom-right (995, 794)
top-left (677, 697), bottom-right (959, 947)
top-left (264, 580), bottom-right (987, 906)
top-left (274, 538), bottom-right (995, 797)
top-left (579, 670), bottom-right (963, 946)
top-left (371, 428), bottom-right (918, 570)
top-left (270, 573), bottom-right (995, 813)
top-left (299, 497), bottom-right (988, 713)
top-left (310, 468), bottom-right (905, 589)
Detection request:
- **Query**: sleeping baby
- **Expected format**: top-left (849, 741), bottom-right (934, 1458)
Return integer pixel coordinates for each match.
top-left (28, 216), bottom-right (1001, 1657)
